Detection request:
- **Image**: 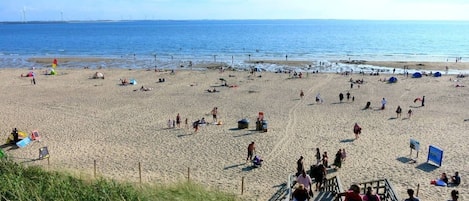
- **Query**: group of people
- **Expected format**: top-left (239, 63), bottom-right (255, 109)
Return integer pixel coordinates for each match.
top-left (434, 172), bottom-right (461, 187)
top-left (190, 107), bottom-right (219, 133)
top-left (339, 92), bottom-right (354, 103)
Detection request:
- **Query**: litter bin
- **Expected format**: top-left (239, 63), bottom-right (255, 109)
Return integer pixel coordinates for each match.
top-left (256, 120), bottom-right (262, 131)
top-left (238, 119), bottom-right (249, 129)
top-left (262, 120), bottom-right (268, 132)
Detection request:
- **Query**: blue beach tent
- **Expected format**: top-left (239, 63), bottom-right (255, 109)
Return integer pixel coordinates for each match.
top-left (412, 72), bottom-right (422, 78)
top-left (434, 72), bottom-right (442, 77)
top-left (388, 77), bottom-right (398, 83)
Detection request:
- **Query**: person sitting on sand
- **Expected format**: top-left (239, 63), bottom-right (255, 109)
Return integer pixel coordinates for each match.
top-left (316, 93), bottom-right (323, 103)
top-left (120, 78), bottom-right (130, 85)
top-left (433, 172), bottom-right (449, 186)
top-left (140, 86), bottom-right (152, 91)
top-left (451, 172), bottom-right (461, 186)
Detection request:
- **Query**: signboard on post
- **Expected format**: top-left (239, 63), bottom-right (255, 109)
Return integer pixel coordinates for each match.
top-left (427, 145), bottom-right (443, 167)
top-left (410, 139), bottom-right (420, 151)
top-left (409, 139), bottom-right (420, 162)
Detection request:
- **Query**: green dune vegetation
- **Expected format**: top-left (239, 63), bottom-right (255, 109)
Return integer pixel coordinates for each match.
top-left (0, 158), bottom-right (240, 201)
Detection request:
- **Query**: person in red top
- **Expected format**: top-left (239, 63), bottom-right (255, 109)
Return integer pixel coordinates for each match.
top-left (335, 184), bottom-right (363, 201)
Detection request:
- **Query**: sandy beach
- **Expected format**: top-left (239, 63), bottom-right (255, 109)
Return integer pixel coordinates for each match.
top-left (1, 63), bottom-right (467, 200)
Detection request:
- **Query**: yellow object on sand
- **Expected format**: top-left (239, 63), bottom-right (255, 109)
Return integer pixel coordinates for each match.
top-left (5, 131), bottom-right (28, 144)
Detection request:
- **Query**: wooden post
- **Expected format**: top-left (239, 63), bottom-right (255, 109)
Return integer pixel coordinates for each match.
top-left (241, 177), bottom-right (245, 195)
top-left (187, 167), bottom-right (190, 182)
top-left (138, 162), bottom-right (142, 184)
top-left (94, 159), bottom-right (97, 178)
top-left (416, 183), bottom-right (420, 197)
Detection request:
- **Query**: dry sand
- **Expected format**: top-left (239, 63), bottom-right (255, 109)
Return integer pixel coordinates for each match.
top-left (1, 66), bottom-right (468, 200)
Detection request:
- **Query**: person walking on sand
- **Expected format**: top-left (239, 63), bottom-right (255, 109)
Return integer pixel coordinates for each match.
top-left (339, 93), bottom-right (344, 103)
top-left (185, 118), bottom-right (188, 129)
top-left (300, 90), bottom-right (304, 99)
top-left (176, 113), bottom-right (181, 128)
top-left (211, 107), bottom-right (218, 123)
top-left (421, 96), bottom-right (425, 107)
top-left (333, 149), bottom-right (342, 169)
top-left (315, 148), bottom-right (321, 165)
top-left (297, 156), bottom-right (305, 176)
top-left (322, 152), bottom-right (329, 168)
top-left (246, 142), bottom-right (256, 162)
top-left (408, 109), bottom-right (413, 119)
top-left (396, 106), bottom-right (402, 118)
top-left (381, 98), bottom-right (387, 110)
top-left (193, 119), bottom-right (200, 133)
top-left (353, 123), bottom-right (362, 139)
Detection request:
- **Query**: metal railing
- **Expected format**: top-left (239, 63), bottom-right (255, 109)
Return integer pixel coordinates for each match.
top-left (358, 179), bottom-right (400, 201)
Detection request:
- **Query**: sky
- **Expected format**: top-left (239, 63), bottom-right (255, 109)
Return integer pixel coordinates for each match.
top-left (1, 0), bottom-right (469, 22)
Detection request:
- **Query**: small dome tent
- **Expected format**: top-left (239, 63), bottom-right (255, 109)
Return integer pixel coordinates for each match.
top-left (412, 72), bottom-right (422, 78)
top-left (434, 72), bottom-right (442, 77)
top-left (388, 76), bottom-right (398, 83)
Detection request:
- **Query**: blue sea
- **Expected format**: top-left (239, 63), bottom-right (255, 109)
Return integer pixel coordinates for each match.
top-left (1, 20), bottom-right (468, 72)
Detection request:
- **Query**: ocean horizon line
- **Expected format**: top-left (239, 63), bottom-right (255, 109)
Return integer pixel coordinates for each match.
top-left (3, 18), bottom-right (469, 24)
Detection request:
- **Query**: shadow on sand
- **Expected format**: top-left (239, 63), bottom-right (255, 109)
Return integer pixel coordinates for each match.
top-left (223, 163), bottom-right (246, 170)
top-left (415, 162), bottom-right (439, 172)
top-left (340, 138), bottom-right (355, 143)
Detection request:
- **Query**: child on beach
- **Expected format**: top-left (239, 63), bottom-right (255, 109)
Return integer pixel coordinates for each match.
top-left (408, 109), bottom-right (413, 119)
top-left (300, 90), bottom-right (304, 99)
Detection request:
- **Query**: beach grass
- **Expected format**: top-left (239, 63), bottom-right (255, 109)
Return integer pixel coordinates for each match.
top-left (0, 158), bottom-right (240, 201)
